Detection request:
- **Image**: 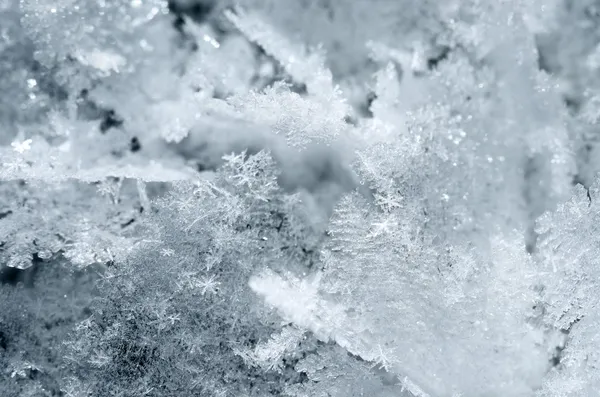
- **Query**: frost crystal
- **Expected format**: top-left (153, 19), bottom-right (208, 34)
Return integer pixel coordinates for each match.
top-left (2, 1), bottom-right (600, 396)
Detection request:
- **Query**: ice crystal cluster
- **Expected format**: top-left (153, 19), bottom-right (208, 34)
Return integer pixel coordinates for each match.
top-left (2, 0), bottom-right (600, 396)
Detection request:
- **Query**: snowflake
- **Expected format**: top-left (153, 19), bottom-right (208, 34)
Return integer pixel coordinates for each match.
top-left (11, 138), bottom-right (32, 153)
top-left (96, 178), bottom-right (123, 204)
top-left (197, 275), bottom-right (221, 296)
top-left (166, 313), bottom-right (181, 325)
top-left (2, 156), bottom-right (29, 175)
top-left (370, 344), bottom-right (396, 372)
top-left (367, 218), bottom-right (395, 238)
top-left (373, 192), bottom-right (404, 211)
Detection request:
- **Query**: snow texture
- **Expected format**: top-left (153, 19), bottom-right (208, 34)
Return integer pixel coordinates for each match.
top-left (1, 0), bottom-right (600, 396)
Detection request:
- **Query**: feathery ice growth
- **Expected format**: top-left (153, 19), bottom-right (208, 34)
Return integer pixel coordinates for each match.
top-left (1, 1), bottom-right (600, 396)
